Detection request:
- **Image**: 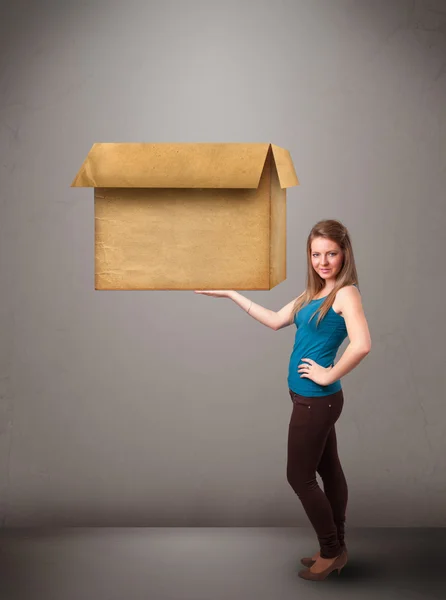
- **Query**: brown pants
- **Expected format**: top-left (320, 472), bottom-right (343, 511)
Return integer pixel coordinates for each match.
top-left (287, 388), bottom-right (348, 559)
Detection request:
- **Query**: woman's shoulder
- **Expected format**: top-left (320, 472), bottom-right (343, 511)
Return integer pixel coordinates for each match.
top-left (332, 284), bottom-right (361, 316)
top-left (335, 284), bottom-right (361, 306)
top-left (336, 284), bottom-right (360, 297)
top-left (340, 283), bottom-right (359, 292)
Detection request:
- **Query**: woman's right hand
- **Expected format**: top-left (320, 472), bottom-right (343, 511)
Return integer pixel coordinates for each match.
top-left (194, 290), bottom-right (232, 298)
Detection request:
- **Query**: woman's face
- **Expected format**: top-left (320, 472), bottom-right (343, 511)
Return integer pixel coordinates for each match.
top-left (310, 237), bottom-right (344, 283)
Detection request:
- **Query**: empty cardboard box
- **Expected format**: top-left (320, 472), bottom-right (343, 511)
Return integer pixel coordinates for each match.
top-left (71, 143), bottom-right (299, 290)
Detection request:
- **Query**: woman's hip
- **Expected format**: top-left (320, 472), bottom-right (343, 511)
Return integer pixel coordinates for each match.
top-left (288, 388), bottom-right (344, 429)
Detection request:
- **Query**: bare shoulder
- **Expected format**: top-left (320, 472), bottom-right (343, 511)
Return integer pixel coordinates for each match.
top-left (333, 285), bottom-right (362, 315)
top-left (335, 285), bottom-right (371, 351)
top-left (337, 284), bottom-right (361, 300)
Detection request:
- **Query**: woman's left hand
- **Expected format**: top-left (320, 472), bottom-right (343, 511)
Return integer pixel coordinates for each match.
top-left (298, 358), bottom-right (333, 386)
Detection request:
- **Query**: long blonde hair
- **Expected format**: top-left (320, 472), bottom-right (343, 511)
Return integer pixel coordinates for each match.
top-left (291, 220), bottom-right (360, 327)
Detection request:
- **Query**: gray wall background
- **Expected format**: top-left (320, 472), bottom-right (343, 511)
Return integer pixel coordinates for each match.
top-left (1, 0), bottom-right (445, 527)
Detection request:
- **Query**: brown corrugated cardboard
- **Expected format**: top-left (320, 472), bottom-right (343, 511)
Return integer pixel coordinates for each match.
top-left (71, 143), bottom-right (299, 290)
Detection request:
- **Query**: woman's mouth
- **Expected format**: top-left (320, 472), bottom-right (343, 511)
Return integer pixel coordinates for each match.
top-left (320, 269), bottom-right (331, 273)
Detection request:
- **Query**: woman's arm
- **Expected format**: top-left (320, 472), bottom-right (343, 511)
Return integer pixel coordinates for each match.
top-left (228, 291), bottom-right (302, 331)
top-left (325, 286), bottom-right (371, 384)
top-left (195, 290), bottom-right (300, 331)
top-left (228, 291), bottom-right (277, 329)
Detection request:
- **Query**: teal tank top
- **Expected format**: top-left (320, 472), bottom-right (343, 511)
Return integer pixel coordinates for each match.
top-left (287, 286), bottom-right (357, 397)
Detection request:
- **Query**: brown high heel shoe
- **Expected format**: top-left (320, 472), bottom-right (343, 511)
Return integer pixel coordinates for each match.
top-left (301, 545), bottom-right (347, 567)
top-left (298, 549), bottom-right (348, 581)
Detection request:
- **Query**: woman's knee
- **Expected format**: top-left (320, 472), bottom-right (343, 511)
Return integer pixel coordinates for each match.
top-left (286, 464), bottom-right (300, 491)
top-left (287, 466), bottom-right (317, 495)
top-left (317, 461), bottom-right (344, 481)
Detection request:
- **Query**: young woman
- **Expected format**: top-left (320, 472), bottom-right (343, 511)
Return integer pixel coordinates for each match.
top-left (195, 219), bottom-right (371, 581)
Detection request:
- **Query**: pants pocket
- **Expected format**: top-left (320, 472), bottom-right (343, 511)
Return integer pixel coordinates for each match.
top-left (290, 396), bottom-right (313, 427)
top-left (323, 393), bottom-right (343, 425)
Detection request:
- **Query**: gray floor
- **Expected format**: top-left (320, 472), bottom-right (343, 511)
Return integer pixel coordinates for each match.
top-left (0, 527), bottom-right (443, 599)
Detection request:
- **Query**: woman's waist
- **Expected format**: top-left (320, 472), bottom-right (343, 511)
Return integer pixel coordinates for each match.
top-left (289, 387), bottom-right (344, 402)
top-left (291, 350), bottom-right (337, 368)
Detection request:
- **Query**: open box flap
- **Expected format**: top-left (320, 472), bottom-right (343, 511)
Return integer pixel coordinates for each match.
top-left (71, 143), bottom-right (298, 189)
